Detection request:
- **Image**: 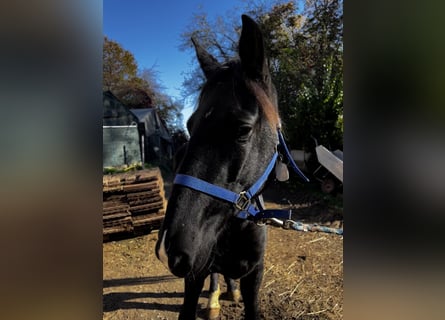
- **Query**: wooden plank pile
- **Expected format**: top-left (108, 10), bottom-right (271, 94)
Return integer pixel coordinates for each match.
top-left (103, 168), bottom-right (166, 237)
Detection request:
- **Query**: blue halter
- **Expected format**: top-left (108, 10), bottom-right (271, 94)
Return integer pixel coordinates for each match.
top-left (173, 129), bottom-right (309, 221)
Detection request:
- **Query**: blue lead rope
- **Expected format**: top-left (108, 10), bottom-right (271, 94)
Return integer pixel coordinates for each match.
top-left (288, 221), bottom-right (343, 235)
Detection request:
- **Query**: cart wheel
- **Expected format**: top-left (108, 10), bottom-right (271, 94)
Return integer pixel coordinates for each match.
top-left (321, 177), bottom-right (336, 194)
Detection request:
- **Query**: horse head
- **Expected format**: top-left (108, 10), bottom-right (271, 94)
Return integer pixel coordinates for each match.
top-left (156, 15), bottom-right (280, 278)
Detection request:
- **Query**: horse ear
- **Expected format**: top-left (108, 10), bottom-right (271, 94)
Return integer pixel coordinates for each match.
top-left (191, 37), bottom-right (221, 79)
top-left (239, 14), bottom-right (268, 81)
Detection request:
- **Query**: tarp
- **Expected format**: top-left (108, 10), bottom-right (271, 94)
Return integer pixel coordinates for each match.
top-left (103, 91), bottom-right (142, 167)
top-left (103, 125), bottom-right (141, 167)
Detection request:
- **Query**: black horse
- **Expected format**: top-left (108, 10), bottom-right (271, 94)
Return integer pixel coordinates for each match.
top-left (207, 273), bottom-right (240, 319)
top-left (155, 15), bottom-right (280, 320)
top-left (170, 132), bottom-right (241, 320)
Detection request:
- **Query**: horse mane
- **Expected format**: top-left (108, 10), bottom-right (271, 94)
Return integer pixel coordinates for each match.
top-left (245, 79), bottom-right (280, 129)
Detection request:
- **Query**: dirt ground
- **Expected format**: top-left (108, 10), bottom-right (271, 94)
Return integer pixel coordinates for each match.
top-left (103, 178), bottom-right (343, 320)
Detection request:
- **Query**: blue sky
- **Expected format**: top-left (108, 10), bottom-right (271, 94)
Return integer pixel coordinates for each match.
top-left (103, 0), bottom-right (246, 127)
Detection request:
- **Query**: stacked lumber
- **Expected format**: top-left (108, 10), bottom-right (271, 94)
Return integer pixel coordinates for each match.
top-left (103, 168), bottom-right (166, 237)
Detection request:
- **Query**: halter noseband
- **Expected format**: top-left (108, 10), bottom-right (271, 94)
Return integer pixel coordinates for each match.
top-left (173, 129), bottom-right (309, 222)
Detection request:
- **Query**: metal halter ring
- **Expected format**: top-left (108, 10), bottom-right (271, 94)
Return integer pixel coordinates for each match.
top-left (235, 191), bottom-right (250, 211)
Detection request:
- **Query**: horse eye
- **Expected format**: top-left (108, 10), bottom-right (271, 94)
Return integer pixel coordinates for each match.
top-left (237, 124), bottom-right (253, 142)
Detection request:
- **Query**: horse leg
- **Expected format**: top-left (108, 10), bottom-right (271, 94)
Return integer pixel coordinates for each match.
top-left (240, 263), bottom-right (264, 320)
top-left (179, 275), bottom-right (206, 320)
top-left (207, 273), bottom-right (221, 320)
top-left (224, 275), bottom-right (241, 303)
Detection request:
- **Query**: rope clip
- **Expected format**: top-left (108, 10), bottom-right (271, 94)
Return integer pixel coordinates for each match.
top-left (283, 220), bottom-right (294, 230)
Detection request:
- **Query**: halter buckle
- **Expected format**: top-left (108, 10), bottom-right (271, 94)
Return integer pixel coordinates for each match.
top-left (235, 191), bottom-right (250, 211)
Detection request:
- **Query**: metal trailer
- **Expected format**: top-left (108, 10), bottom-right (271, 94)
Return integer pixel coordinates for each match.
top-left (290, 138), bottom-right (343, 194)
top-left (313, 144), bottom-right (343, 193)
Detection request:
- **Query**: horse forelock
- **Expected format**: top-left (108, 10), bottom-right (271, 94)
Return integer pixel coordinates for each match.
top-left (245, 79), bottom-right (280, 129)
top-left (188, 60), bottom-right (279, 139)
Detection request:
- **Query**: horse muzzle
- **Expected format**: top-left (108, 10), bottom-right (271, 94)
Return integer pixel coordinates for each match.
top-left (156, 229), bottom-right (194, 278)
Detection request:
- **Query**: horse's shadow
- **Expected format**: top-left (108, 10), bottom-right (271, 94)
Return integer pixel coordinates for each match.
top-left (103, 275), bottom-right (178, 288)
top-left (103, 291), bottom-right (181, 312)
top-left (103, 275), bottom-right (180, 313)
top-left (103, 275), bottom-right (210, 314)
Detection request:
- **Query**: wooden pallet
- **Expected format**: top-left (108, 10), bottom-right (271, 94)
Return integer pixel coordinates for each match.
top-left (103, 168), bottom-right (166, 238)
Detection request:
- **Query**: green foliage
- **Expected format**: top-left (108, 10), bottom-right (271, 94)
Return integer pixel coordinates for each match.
top-left (264, 0), bottom-right (343, 150)
top-left (103, 163), bottom-right (144, 174)
top-left (103, 36), bottom-right (139, 91)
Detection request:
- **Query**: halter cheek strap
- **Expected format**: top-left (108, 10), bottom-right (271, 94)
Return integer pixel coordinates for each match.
top-left (278, 130), bottom-right (310, 183)
top-left (173, 129), bottom-right (309, 221)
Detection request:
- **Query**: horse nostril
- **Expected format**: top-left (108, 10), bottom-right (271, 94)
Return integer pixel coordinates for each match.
top-left (169, 252), bottom-right (192, 277)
